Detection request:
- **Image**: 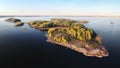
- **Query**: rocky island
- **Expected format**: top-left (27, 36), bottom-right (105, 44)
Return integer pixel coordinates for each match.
top-left (29, 18), bottom-right (87, 31)
top-left (46, 25), bottom-right (109, 58)
top-left (5, 18), bottom-right (24, 27)
top-left (14, 22), bottom-right (24, 27)
top-left (5, 18), bottom-right (21, 23)
top-left (5, 18), bottom-right (109, 58)
top-left (29, 18), bottom-right (109, 58)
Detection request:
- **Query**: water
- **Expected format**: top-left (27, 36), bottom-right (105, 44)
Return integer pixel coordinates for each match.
top-left (0, 17), bottom-right (120, 68)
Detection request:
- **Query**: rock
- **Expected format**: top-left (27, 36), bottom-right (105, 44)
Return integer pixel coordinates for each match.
top-left (110, 22), bottom-right (114, 24)
top-left (85, 46), bottom-right (109, 58)
top-left (47, 39), bottom-right (109, 58)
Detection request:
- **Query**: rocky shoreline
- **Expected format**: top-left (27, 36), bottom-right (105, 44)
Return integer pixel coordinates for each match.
top-left (47, 38), bottom-right (109, 58)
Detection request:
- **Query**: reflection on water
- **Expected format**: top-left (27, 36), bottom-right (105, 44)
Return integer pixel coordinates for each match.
top-left (0, 17), bottom-right (120, 68)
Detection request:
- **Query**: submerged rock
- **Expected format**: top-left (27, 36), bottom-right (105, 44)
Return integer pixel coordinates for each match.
top-left (5, 18), bottom-right (21, 23)
top-left (110, 22), bottom-right (114, 24)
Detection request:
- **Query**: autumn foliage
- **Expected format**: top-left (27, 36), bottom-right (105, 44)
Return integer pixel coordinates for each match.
top-left (48, 23), bottom-right (97, 43)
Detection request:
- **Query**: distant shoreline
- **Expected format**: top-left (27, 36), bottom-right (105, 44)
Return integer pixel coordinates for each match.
top-left (0, 15), bottom-right (120, 18)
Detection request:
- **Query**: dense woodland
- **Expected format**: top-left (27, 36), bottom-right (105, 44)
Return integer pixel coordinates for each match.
top-left (29, 18), bottom-right (88, 28)
top-left (29, 18), bottom-right (97, 43)
top-left (47, 24), bottom-right (97, 43)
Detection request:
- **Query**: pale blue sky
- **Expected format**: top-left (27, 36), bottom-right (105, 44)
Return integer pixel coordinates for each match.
top-left (0, 0), bottom-right (120, 16)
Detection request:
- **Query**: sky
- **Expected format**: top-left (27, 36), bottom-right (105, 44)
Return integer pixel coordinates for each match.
top-left (0, 0), bottom-right (120, 16)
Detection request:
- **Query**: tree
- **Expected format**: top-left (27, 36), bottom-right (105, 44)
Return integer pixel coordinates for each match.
top-left (85, 31), bottom-right (92, 40)
top-left (61, 36), bottom-right (67, 43)
top-left (67, 28), bottom-right (77, 38)
top-left (48, 28), bottom-right (56, 37)
top-left (72, 23), bottom-right (85, 30)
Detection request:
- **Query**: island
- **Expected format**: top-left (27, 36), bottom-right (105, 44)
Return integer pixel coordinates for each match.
top-left (77, 20), bottom-right (89, 24)
top-left (29, 18), bottom-right (87, 31)
top-left (29, 18), bottom-right (109, 58)
top-left (5, 18), bottom-right (24, 27)
top-left (14, 22), bottom-right (24, 27)
top-left (5, 18), bottom-right (21, 23)
top-left (46, 24), bottom-right (109, 58)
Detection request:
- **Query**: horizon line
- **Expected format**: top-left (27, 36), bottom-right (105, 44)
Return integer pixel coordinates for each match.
top-left (0, 15), bottom-right (120, 17)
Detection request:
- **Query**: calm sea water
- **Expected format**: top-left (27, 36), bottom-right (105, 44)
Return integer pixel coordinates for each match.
top-left (0, 17), bottom-right (120, 68)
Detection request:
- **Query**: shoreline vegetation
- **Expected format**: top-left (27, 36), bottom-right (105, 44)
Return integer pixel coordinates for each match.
top-left (5, 18), bottom-right (109, 58)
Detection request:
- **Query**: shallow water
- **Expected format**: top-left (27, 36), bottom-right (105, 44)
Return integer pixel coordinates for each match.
top-left (0, 17), bottom-right (120, 68)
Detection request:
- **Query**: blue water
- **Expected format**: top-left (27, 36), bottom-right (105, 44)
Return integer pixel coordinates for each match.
top-left (0, 17), bottom-right (120, 68)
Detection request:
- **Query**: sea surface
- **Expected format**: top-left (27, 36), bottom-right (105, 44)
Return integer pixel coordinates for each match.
top-left (0, 17), bottom-right (120, 68)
